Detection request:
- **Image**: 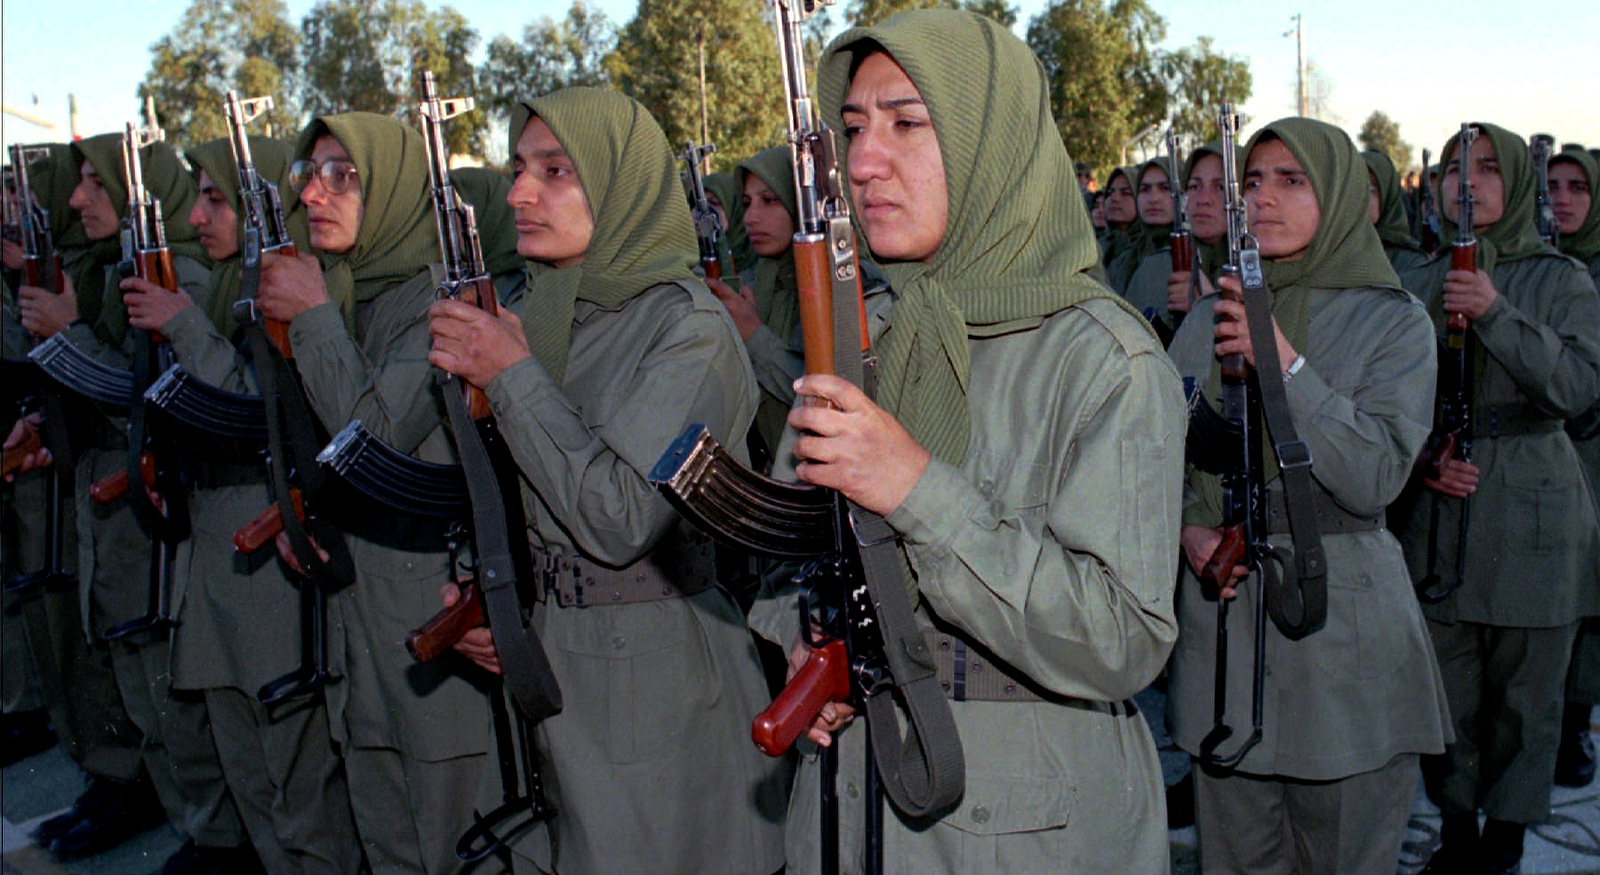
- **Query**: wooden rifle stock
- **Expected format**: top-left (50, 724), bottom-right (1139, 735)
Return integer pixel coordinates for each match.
top-left (405, 577), bottom-right (486, 663)
top-left (1170, 232), bottom-right (1195, 274)
top-left (91, 452), bottom-right (156, 504)
top-left (22, 258), bottom-right (65, 293)
top-left (1, 430), bottom-right (43, 477)
top-left (752, 638), bottom-right (849, 756)
top-left (794, 239), bottom-right (869, 378)
top-left (136, 247), bottom-right (182, 344)
top-left (462, 275), bottom-right (499, 420)
top-left (232, 488), bottom-right (305, 554)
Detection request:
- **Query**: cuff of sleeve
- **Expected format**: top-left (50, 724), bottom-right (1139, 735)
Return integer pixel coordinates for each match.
top-left (288, 302), bottom-right (346, 348)
top-left (745, 324), bottom-right (782, 362)
top-left (483, 356), bottom-right (555, 418)
top-left (1475, 292), bottom-right (1510, 329)
top-left (885, 458), bottom-right (975, 547)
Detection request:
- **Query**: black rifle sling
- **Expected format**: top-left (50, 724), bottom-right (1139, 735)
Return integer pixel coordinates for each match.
top-left (241, 244), bottom-right (354, 590)
top-left (439, 372), bottom-right (562, 722)
top-left (1240, 279), bottom-right (1326, 639)
top-left (828, 240), bottom-right (965, 817)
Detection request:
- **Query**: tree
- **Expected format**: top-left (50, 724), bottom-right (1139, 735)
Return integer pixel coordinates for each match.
top-left (848, 0), bottom-right (949, 28)
top-left (481, 1), bottom-right (616, 121)
top-left (604, 0), bottom-right (786, 171)
top-left (1027, 0), bottom-right (1168, 173)
top-left (139, 0), bottom-right (300, 144)
top-left (961, 0), bottom-right (1019, 28)
top-left (1160, 36), bottom-right (1251, 145)
top-left (300, 0), bottom-right (486, 156)
top-left (1359, 110), bottom-right (1413, 176)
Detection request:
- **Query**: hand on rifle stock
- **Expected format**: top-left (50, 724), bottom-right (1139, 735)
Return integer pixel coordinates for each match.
top-left (121, 276), bottom-right (195, 331)
top-left (1212, 275), bottom-right (1298, 375)
top-left (788, 374), bottom-right (931, 517)
top-left (1441, 269), bottom-right (1498, 321)
top-left (787, 632), bottom-right (856, 747)
top-left (705, 277), bottom-right (761, 341)
top-left (1423, 456), bottom-right (1478, 499)
top-left (274, 528), bottom-right (330, 578)
top-left (439, 580), bottom-right (501, 674)
top-left (1181, 523), bottom-right (1247, 599)
top-left (1, 238), bottom-right (22, 270)
top-left (1167, 269), bottom-right (1212, 316)
top-left (427, 298), bottom-right (530, 390)
top-left (257, 251), bottom-right (331, 323)
top-left (18, 273), bottom-right (78, 338)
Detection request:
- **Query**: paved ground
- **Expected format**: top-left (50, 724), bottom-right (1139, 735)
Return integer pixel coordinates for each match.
top-left (5, 724), bottom-right (1600, 874)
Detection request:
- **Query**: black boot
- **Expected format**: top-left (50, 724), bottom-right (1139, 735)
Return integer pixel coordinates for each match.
top-left (1166, 772), bottom-right (1195, 829)
top-left (1481, 818), bottom-right (1526, 875)
top-left (46, 774), bottom-right (166, 861)
top-left (1421, 811), bottom-right (1482, 875)
top-left (0, 708), bottom-right (57, 767)
top-left (1554, 701), bottom-right (1596, 788)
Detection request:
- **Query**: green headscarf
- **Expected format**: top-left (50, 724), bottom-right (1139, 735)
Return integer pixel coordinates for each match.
top-left (72, 132), bottom-right (208, 344)
top-left (1191, 118), bottom-right (1401, 524)
top-left (1554, 147), bottom-right (1600, 266)
top-left (704, 170), bottom-right (755, 273)
top-left (21, 143), bottom-right (87, 250)
top-left (184, 135), bottom-right (304, 340)
top-left (289, 113), bottom-right (440, 331)
top-left (1436, 121), bottom-right (1553, 277)
top-left (819, 9), bottom-right (1132, 467)
top-left (1361, 149), bottom-right (1423, 253)
top-left (511, 88), bottom-right (699, 384)
top-left (449, 166), bottom-right (523, 278)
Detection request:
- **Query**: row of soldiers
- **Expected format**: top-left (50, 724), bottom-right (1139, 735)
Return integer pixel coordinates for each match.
top-left (4, 7), bottom-right (1600, 875)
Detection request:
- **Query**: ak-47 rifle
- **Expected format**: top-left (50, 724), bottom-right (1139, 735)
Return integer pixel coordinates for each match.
top-left (1194, 105), bottom-right (1326, 769)
top-left (95, 121), bottom-right (191, 641)
top-left (3, 144), bottom-right (76, 597)
top-left (1415, 123), bottom-right (1478, 605)
top-left (410, 70), bottom-right (560, 862)
top-left (227, 92), bottom-right (299, 357)
top-left (1160, 127), bottom-right (1193, 344)
top-left (680, 141), bottom-right (738, 282)
top-left (651, 2), bottom-right (962, 871)
top-left (1417, 148), bottom-right (1442, 255)
top-left (1531, 134), bottom-right (1560, 247)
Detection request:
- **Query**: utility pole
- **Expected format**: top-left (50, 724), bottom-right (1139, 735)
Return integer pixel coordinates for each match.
top-left (1284, 14), bottom-right (1306, 117)
top-left (69, 93), bottom-right (82, 140)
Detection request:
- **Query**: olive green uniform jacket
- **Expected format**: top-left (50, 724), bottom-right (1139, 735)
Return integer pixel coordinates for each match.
top-left (756, 294), bottom-right (1183, 874)
top-left (484, 282), bottom-right (787, 875)
top-left (1393, 253), bottom-right (1600, 626)
top-left (286, 274), bottom-right (492, 762)
top-left (1167, 286), bottom-right (1452, 779)
top-left (1122, 247), bottom-right (1175, 338)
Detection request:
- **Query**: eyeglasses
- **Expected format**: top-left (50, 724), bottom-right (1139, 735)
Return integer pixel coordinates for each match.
top-left (289, 158), bottom-right (360, 196)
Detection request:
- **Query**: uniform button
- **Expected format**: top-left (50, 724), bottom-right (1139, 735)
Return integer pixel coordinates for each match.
top-left (979, 480), bottom-right (996, 497)
top-left (610, 590), bottom-right (622, 601)
top-left (845, 782), bottom-right (859, 799)
top-left (403, 561), bottom-right (414, 571)
top-left (611, 636), bottom-right (627, 650)
top-left (971, 805), bottom-right (991, 824)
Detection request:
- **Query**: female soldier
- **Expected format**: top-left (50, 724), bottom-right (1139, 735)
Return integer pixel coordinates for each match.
top-left (120, 135), bottom-right (364, 874)
top-left (1392, 123), bottom-right (1600, 875)
top-left (1120, 157), bottom-right (1180, 338)
top-left (427, 87), bottom-right (786, 875)
top-left (1167, 118), bottom-right (1451, 874)
top-left (759, 10), bottom-right (1185, 871)
top-left (1363, 149), bottom-right (1431, 275)
top-left (255, 112), bottom-right (493, 875)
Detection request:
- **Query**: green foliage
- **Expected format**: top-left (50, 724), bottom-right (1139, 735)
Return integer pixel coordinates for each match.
top-left (299, 0), bottom-right (486, 156)
top-left (138, 0), bottom-right (299, 145)
top-left (1027, 0), bottom-right (1168, 173)
top-left (1359, 110), bottom-right (1413, 175)
top-left (848, 0), bottom-right (950, 28)
top-left (604, 0), bottom-right (785, 172)
top-left (1161, 37), bottom-right (1251, 145)
top-left (480, 0), bottom-right (616, 121)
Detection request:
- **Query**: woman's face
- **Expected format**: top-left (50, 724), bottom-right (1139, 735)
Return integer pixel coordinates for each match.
top-left (1440, 132), bottom-right (1504, 231)
top-left (741, 174), bottom-right (794, 258)
top-left (1244, 138), bottom-right (1320, 262)
top-left (1136, 165), bottom-right (1173, 226)
top-left (1103, 173), bottom-right (1136, 226)
top-left (1186, 154), bottom-right (1226, 245)
top-left (507, 116), bottom-right (593, 267)
top-left (1549, 160), bottom-right (1592, 237)
top-left (841, 51), bottom-right (948, 263)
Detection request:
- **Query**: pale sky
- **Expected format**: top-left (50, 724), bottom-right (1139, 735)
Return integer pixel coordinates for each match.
top-left (4, 0), bottom-right (1596, 171)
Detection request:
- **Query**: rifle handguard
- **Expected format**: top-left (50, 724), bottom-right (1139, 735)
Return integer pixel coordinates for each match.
top-left (1200, 524), bottom-right (1248, 592)
top-left (1447, 244), bottom-right (1477, 333)
top-left (406, 578), bottom-right (485, 663)
top-left (752, 639), bottom-right (850, 757)
top-left (232, 488), bottom-right (305, 554)
top-left (90, 452), bottom-right (156, 505)
top-left (1170, 233), bottom-right (1195, 274)
top-left (1, 430), bottom-right (43, 477)
top-left (138, 249), bottom-right (183, 345)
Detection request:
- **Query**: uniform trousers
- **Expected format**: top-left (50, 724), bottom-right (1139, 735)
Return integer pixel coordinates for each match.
top-left (345, 745), bottom-right (488, 875)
